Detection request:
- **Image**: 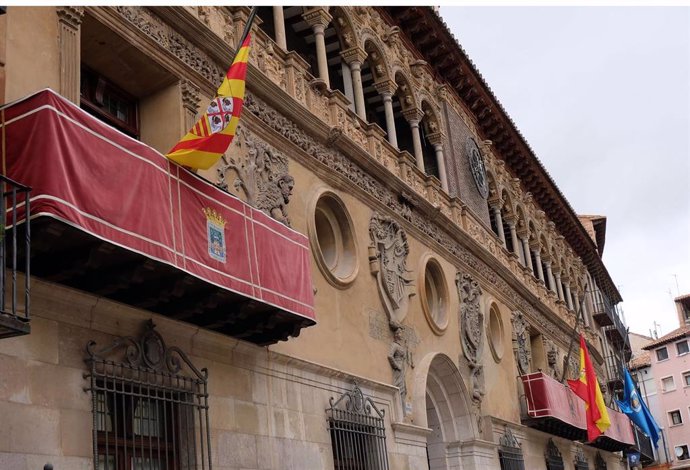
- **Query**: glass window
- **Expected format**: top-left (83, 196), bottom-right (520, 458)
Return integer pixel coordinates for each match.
top-left (669, 410), bottom-right (683, 426)
top-left (677, 340), bottom-right (689, 356)
top-left (657, 347), bottom-right (669, 361)
top-left (683, 372), bottom-right (690, 387)
top-left (662, 376), bottom-right (676, 392)
top-left (675, 445), bottom-right (689, 460)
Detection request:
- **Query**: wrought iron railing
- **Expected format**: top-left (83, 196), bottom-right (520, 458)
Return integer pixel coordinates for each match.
top-left (498, 427), bottom-right (525, 470)
top-left (0, 174), bottom-right (31, 339)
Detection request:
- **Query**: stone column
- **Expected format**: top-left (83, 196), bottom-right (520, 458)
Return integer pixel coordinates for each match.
top-left (57, 6), bottom-right (84, 104)
top-left (506, 217), bottom-right (520, 259)
top-left (520, 236), bottom-right (533, 273)
top-left (302, 8), bottom-right (332, 88)
top-left (273, 6), bottom-right (287, 50)
top-left (545, 261), bottom-right (556, 293)
top-left (564, 283), bottom-right (573, 310)
top-left (554, 272), bottom-right (565, 301)
top-left (533, 248), bottom-right (545, 282)
top-left (403, 108), bottom-right (425, 171)
top-left (180, 79), bottom-right (201, 131)
top-left (428, 132), bottom-right (449, 191)
top-left (490, 202), bottom-right (506, 247)
top-left (341, 47), bottom-right (367, 120)
top-left (374, 80), bottom-right (398, 148)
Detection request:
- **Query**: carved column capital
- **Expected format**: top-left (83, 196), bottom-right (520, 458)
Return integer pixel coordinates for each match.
top-left (402, 107), bottom-right (424, 124)
top-left (373, 79), bottom-right (397, 97)
top-left (180, 79), bottom-right (201, 112)
top-left (302, 7), bottom-right (332, 29)
top-left (426, 131), bottom-right (445, 146)
top-left (437, 84), bottom-right (449, 102)
top-left (340, 46), bottom-right (367, 65)
top-left (57, 6), bottom-right (84, 28)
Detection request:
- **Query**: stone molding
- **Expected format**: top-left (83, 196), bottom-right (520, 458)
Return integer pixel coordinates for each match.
top-left (57, 6), bottom-right (84, 104)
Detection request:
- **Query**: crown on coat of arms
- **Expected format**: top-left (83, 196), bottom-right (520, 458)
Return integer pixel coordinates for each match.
top-left (203, 207), bottom-right (227, 228)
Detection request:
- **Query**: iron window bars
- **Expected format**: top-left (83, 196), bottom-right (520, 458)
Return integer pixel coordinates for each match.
top-left (498, 427), bottom-right (525, 470)
top-left (545, 438), bottom-right (564, 470)
top-left (326, 383), bottom-right (389, 470)
top-left (85, 320), bottom-right (211, 470)
top-left (595, 452), bottom-right (607, 470)
top-left (574, 448), bottom-right (590, 470)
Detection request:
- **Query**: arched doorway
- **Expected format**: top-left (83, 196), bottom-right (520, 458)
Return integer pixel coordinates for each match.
top-left (414, 353), bottom-right (477, 470)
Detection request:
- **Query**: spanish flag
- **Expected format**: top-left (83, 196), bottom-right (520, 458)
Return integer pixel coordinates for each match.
top-left (568, 334), bottom-right (611, 441)
top-left (166, 34), bottom-right (251, 170)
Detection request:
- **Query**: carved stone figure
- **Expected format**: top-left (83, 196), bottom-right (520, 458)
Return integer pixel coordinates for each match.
top-left (388, 322), bottom-right (410, 407)
top-left (512, 311), bottom-right (531, 375)
top-left (369, 213), bottom-right (414, 323)
top-left (545, 339), bottom-right (560, 379)
top-left (457, 273), bottom-right (483, 366)
top-left (217, 129), bottom-right (294, 226)
top-left (470, 364), bottom-right (485, 402)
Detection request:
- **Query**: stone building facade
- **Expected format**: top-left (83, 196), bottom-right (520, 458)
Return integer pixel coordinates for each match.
top-left (0, 6), bottom-right (636, 470)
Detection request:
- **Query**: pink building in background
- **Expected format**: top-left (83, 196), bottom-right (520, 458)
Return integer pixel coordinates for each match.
top-left (640, 295), bottom-right (690, 469)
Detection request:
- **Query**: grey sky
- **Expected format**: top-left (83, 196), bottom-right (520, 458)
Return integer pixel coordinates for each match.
top-left (439, 6), bottom-right (690, 337)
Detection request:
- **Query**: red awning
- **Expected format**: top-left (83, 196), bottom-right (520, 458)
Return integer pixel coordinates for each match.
top-left (1, 89), bottom-right (315, 344)
top-left (521, 371), bottom-right (634, 449)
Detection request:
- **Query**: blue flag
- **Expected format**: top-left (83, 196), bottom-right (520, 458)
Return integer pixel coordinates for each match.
top-left (616, 368), bottom-right (661, 448)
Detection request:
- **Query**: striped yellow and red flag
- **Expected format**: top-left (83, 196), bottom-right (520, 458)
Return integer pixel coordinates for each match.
top-left (567, 334), bottom-right (611, 441)
top-left (166, 34), bottom-right (251, 170)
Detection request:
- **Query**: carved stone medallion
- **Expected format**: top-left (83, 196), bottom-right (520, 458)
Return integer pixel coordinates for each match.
top-left (466, 138), bottom-right (489, 199)
top-left (457, 273), bottom-right (483, 366)
top-left (512, 311), bottom-right (531, 375)
top-left (368, 212), bottom-right (415, 323)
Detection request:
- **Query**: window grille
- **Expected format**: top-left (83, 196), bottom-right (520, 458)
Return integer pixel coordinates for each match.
top-left (595, 452), bottom-right (607, 470)
top-left (545, 439), bottom-right (564, 470)
top-left (498, 427), bottom-right (525, 470)
top-left (326, 383), bottom-right (389, 470)
top-left (574, 448), bottom-right (589, 470)
top-left (85, 320), bottom-right (211, 470)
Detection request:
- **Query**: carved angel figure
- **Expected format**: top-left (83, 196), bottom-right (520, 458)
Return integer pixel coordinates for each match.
top-left (388, 325), bottom-right (408, 404)
top-left (457, 273), bottom-right (483, 366)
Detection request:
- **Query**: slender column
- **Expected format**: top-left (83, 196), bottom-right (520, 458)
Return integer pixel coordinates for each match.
top-left (273, 7), bottom-right (287, 50)
top-left (374, 80), bottom-right (398, 147)
top-left (180, 79), bottom-right (201, 131)
top-left (545, 261), bottom-right (555, 293)
top-left (302, 8), bottom-right (332, 88)
top-left (57, 7), bottom-right (84, 104)
top-left (404, 108), bottom-right (425, 171)
top-left (491, 203), bottom-right (506, 247)
top-left (506, 218), bottom-right (520, 259)
top-left (521, 237), bottom-right (533, 273)
top-left (428, 132), bottom-right (449, 191)
top-left (554, 272), bottom-right (565, 301)
top-left (564, 283), bottom-right (573, 310)
top-left (341, 47), bottom-right (367, 120)
top-left (533, 249), bottom-right (545, 282)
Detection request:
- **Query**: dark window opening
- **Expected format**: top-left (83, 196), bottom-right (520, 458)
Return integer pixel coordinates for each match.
top-left (256, 7), bottom-right (276, 43)
top-left (489, 206), bottom-right (500, 237)
top-left (80, 65), bottom-right (139, 139)
top-left (283, 7), bottom-right (318, 79)
top-left (502, 215), bottom-right (514, 253)
top-left (420, 122), bottom-right (439, 180)
top-left (530, 251), bottom-right (539, 279)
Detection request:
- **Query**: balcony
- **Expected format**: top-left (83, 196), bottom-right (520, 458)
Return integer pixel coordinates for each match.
top-left (0, 175), bottom-right (31, 339)
top-left (632, 424), bottom-right (655, 465)
top-left (521, 372), bottom-right (635, 450)
top-left (2, 89), bottom-right (316, 345)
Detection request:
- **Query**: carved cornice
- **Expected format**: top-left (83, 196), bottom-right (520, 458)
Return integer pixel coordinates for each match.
top-left (180, 79), bottom-right (201, 112)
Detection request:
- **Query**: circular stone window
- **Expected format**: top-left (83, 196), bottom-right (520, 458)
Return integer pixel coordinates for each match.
top-left (487, 303), bottom-right (505, 362)
top-left (308, 190), bottom-right (359, 288)
top-left (419, 256), bottom-right (449, 335)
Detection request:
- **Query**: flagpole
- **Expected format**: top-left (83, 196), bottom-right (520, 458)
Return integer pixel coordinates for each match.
top-left (560, 284), bottom-right (587, 383)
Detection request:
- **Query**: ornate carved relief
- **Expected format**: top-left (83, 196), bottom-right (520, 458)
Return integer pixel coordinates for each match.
top-left (458, 273), bottom-right (484, 366)
top-left (545, 338), bottom-right (561, 379)
top-left (387, 321), bottom-right (414, 411)
top-left (114, 6), bottom-right (223, 85)
top-left (512, 311), bottom-right (531, 375)
top-left (217, 128), bottom-right (294, 226)
top-left (368, 213), bottom-right (415, 323)
top-left (242, 92), bottom-right (576, 347)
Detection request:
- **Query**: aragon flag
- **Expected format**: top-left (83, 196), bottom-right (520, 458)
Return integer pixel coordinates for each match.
top-left (166, 34), bottom-right (251, 170)
top-left (567, 334), bottom-right (611, 441)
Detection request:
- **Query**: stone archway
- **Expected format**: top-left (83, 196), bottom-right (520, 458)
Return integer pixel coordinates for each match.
top-left (413, 353), bottom-right (477, 470)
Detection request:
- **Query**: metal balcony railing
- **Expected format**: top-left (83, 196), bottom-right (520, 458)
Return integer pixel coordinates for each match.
top-left (0, 174), bottom-right (31, 339)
